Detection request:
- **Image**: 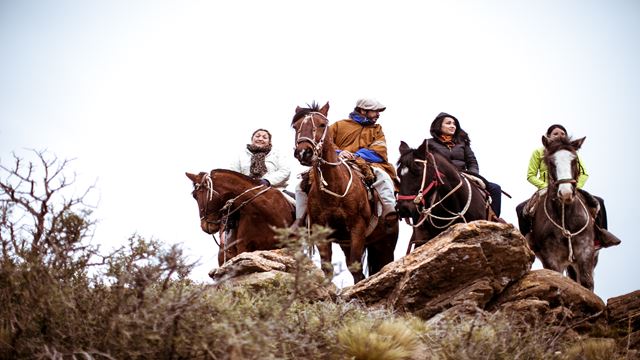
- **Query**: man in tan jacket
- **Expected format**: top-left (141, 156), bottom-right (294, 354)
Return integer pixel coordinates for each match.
top-left (295, 98), bottom-right (398, 228)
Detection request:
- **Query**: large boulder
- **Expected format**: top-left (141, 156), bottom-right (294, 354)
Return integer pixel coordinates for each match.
top-left (209, 249), bottom-right (336, 301)
top-left (341, 221), bottom-right (535, 319)
top-left (607, 290), bottom-right (640, 350)
top-left (490, 269), bottom-right (606, 331)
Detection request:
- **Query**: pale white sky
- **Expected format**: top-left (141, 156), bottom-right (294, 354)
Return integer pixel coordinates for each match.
top-left (1, 0), bottom-right (638, 300)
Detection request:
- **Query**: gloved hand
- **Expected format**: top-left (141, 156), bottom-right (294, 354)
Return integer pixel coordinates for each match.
top-left (259, 179), bottom-right (270, 186)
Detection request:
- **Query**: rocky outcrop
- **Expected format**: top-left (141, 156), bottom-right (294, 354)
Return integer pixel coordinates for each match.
top-left (607, 290), bottom-right (640, 350)
top-left (208, 249), bottom-right (336, 301)
top-left (206, 221), bottom-right (639, 351)
top-left (490, 269), bottom-right (606, 332)
top-left (340, 221), bottom-right (535, 319)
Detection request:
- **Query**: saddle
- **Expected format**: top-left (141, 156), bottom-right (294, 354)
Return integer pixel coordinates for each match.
top-left (460, 172), bottom-right (497, 221)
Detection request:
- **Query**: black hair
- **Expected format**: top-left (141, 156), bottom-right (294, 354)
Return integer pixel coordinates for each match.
top-left (429, 112), bottom-right (470, 144)
top-left (546, 124), bottom-right (568, 137)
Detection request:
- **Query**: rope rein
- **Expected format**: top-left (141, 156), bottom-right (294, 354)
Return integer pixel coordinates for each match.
top-left (543, 191), bottom-right (591, 262)
top-left (295, 112), bottom-right (355, 198)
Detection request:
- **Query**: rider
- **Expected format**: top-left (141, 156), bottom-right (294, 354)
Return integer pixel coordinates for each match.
top-left (229, 128), bottom-right (292, 195)
top-left (515, 124), bottom-right (620, 248)
top-left (427, 112), bottom-right (503, 218)
top-left (294, 98), bottom-right (398, 228)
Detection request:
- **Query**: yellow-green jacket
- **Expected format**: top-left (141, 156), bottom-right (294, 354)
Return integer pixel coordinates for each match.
top-left (527, 147), bottom-right (588, 189)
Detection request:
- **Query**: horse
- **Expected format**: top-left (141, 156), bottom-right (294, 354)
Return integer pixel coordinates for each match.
top-left (291, 102), bottom-right (398, 283)
top-left (527, 136), bottom-right (597, 290)
top-left (186, 169), bottom-right (295, 265)
top-left (396, 140), bottom-right (495, 253)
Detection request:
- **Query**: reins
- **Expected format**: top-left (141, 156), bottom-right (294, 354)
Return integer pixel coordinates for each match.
top-left (399, 149), bottom-right (474, 229)
top-left (196, 172), bottom-right (271, 260)
top-left (294, 112), bottom-right (355, 198)
top-left (543, 183), bottom-right (591, 262)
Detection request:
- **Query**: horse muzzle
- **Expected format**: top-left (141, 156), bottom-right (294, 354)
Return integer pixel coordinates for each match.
top-left (200, 219), bottom-right (220, 234)
top-left (396, 200), bottom-right (420, 223)
top-left (294, 147), bottom-right (314, 166)
top-left (557, 184), bottom-right (575, 204)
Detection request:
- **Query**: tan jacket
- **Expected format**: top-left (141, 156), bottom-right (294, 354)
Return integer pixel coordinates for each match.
top-left (328, 119), bottom-right (398, 184)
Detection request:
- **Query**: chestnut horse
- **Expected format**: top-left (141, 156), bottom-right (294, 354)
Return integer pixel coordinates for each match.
top-left (396, 140), bottom-right (494, 253)
top-left (186, 169), bottom-right (295, 265)
top-left (291, 102), bottom-right (398, 283)
top-left (528, 136), bottom-right (597, 290)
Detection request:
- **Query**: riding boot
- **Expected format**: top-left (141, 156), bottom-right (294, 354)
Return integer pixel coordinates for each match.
top-left (595, 226), bottom-right (621, 249)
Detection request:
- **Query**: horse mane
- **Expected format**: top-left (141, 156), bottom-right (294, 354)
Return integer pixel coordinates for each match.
top-left (396, 139), bottom-right (458, 175)
top-left (212, 168), bottom-right (262, 186)
top-left (544, 136), bottom-right (575, 155)
top-left (291, 102), bottom-right (321, 125)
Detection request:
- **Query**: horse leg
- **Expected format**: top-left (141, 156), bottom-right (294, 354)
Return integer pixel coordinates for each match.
top-left (572, 248), bottom-right (596, 291)
top-left (367, 223), bottom-right (399, 275)
top-left (348, 224), bottom-right (368, 283)
top-left (316, 241), bottom-right (334, 279)
top-left (537, 248), bottom-right (566, 275)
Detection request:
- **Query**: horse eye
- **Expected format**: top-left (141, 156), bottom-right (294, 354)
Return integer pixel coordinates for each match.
top-left (318, 123), bottom-right (326, 128)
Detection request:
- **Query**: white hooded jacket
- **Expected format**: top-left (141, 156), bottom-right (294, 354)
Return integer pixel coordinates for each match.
top-left (228, 147), bottom-right (291, 190)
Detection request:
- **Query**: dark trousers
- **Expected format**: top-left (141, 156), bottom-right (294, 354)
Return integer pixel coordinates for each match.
top-left (486, 182), bottom-right (502, 217)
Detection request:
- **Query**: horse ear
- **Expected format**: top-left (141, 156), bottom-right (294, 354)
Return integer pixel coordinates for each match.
top-left (295, 106), bottom-right (302, 113)
top-left (571, 136), bottom-right (586, 150)
top-left (399, 141), bottom-right (411, 155)
top-left (319, 101), bottom-right (330, 116)
top-left (541, 135), bottom-right (549, 148)
top-left (417, 139), bottom-right (427, 154)
top-left (185, 172), bottom-right (199, 184)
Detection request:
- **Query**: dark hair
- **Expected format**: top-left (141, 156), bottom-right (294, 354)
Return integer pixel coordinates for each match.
top-left (429, 112), bottom-right (470, 144)
top-left (252, 128), bottom-right (272, 142)
top-left (546, 124), bottom-right (567, 137)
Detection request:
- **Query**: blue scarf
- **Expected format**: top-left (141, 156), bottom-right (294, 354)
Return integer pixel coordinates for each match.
top-left (349, 112), bottom-right (374, 125)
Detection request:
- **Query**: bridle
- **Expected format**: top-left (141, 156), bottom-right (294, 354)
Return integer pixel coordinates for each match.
top-left (293, 112), bottom-right (355, 198)
top-left (543, 167), bottom-right (590, 262)
top-left (193, 172), bottom-right (270, 249)
top-left (397, 148), bottom-right (474, 229)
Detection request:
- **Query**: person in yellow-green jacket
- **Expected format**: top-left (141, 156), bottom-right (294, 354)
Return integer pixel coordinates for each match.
top-left (516, 124), bottom-right (620, 249)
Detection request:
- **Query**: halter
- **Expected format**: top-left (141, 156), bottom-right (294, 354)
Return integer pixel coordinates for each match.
top-left (194, 172), bottom-right (270, 252)
top-left (294, 112), bottom-right (330, 158)
top-left (397, 148), bottom-right (473, 229)
top-left (543, 176), bottom-right (590, 262)
top-left (294, 111), bottom-right (355, 198)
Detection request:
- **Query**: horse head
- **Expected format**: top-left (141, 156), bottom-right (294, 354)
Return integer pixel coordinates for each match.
top-left (396, 140), bottom-right (444, 223)
top-left (542, 136), bottom-right (585, 204)
top-left (186, 171), bottom-right (224, 234)
top-left (291, 101), bottom-right (330, 166)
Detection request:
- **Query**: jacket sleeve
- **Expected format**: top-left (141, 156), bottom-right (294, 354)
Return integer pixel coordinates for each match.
top-left (526, 149), bottom-right (547, 189)
top-left (576, 155), bottom-right (589, 189)
top-left (365, 125), bottom-right (389, 163)
top-left (463, 144), bottom-right (480, 174)
top-left (262, 150), bottom-right (291, 187)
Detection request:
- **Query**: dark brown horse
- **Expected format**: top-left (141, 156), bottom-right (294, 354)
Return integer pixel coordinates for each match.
top-left (396, 140), bottom-right (494, 253)
top-left (528, 136), bottom-right (597, 290)
top-left (291, 102), bottom-right (398, 283)
top-left (186, 169), bottom-right (295, 265)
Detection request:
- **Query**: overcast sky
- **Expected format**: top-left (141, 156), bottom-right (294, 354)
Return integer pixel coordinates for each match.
top-left (1, 0), bottom-right (639, 300)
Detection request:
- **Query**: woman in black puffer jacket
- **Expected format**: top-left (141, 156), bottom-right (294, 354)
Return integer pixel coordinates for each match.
top-left (427, 112), bottom-right (503, 217)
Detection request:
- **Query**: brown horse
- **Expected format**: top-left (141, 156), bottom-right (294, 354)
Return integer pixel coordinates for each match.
top-left (528, 136), bottom-right (597, 290)
top-left (291, 102), bottom-right (398, 283)
top-left (396, 140), bottom-right (494, 253)
top-left (186, 169), bottom-right (295, 265)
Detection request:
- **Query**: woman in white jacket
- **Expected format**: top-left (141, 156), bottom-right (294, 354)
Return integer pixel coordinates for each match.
top-left (229, 128), bottom-right (291, 191)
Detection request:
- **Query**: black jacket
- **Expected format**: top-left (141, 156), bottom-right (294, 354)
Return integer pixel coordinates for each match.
top-left (427, 137), bottom-right (480, 174)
